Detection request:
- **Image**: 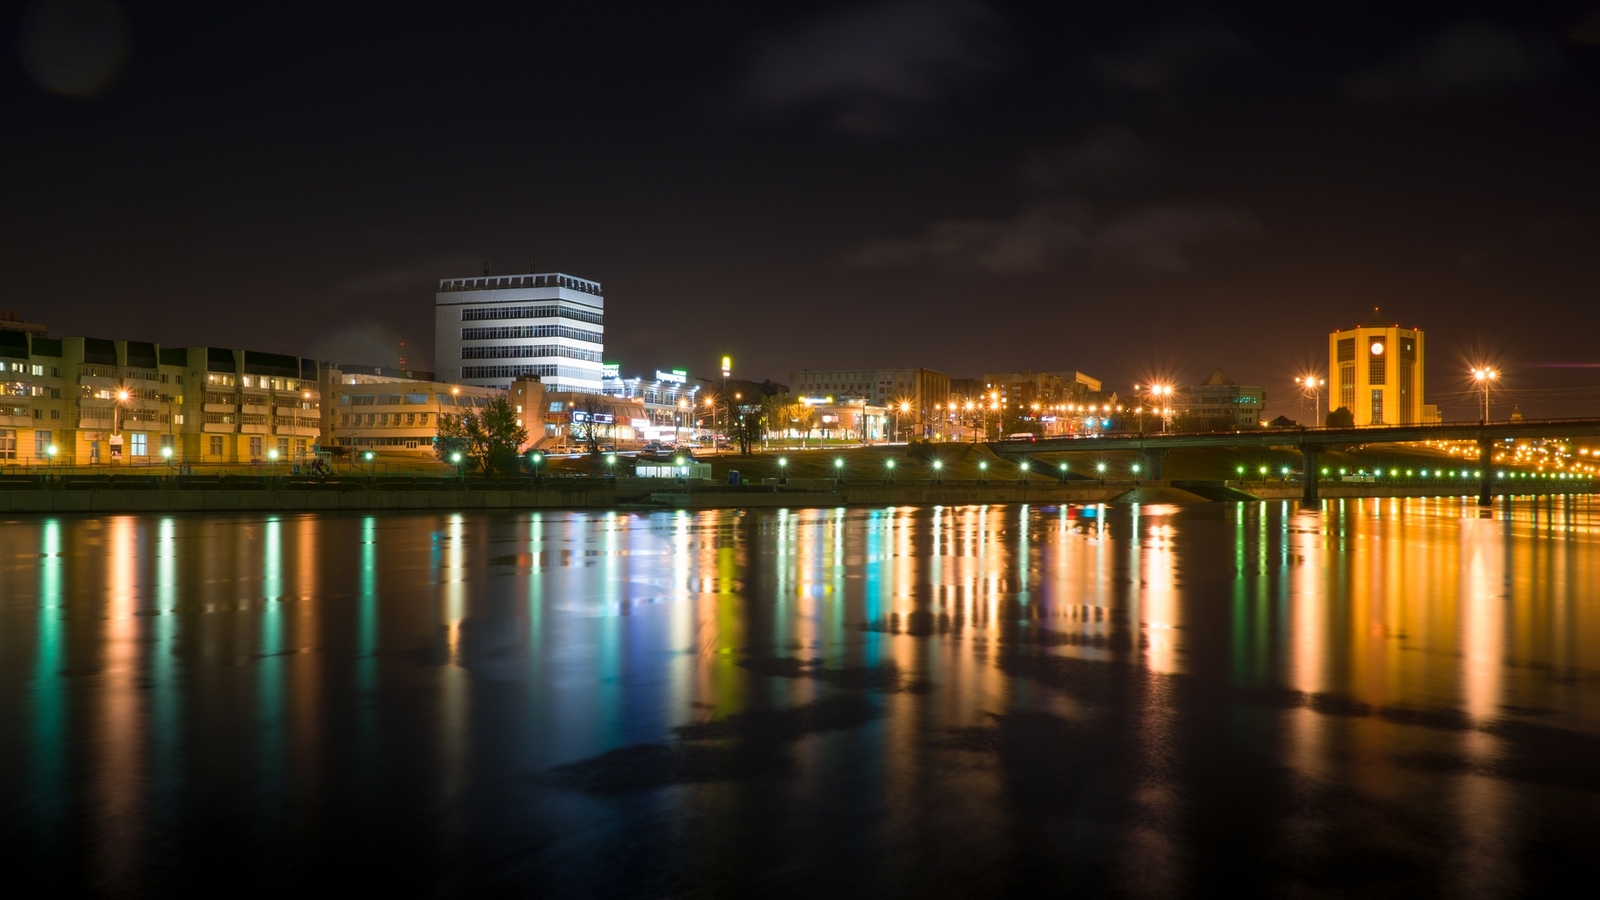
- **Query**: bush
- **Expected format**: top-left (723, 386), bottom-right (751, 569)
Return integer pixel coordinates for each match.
top-left (1326, 407), bottom-right (1355, 428)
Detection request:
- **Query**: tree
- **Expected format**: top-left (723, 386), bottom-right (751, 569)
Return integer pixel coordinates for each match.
top-left (571, 395), bottom-right (616, 455)
top-left (434, 397), bottom-right (528, 474)
top-left (1326, 406), bottom-right (1355, 428)
top-left (434, 414), bottom-right (470, 467)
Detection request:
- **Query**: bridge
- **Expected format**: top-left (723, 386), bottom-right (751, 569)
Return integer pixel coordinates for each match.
top-left (989, 418), bottom-right (1600, 506)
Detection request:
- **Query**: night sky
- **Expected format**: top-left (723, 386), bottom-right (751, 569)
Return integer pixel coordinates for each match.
top-left (5, 1), bottom-right (1599, 420)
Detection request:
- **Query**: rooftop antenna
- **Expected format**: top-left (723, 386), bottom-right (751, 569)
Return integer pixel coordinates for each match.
top-left (483, 261), bottom-right (490, 276)
top-left (530, 256), bottom-right (537, 273)
top-left (398, 341), bottom-right (407, 369)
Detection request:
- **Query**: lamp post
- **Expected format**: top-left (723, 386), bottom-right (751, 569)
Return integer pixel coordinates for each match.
top-left (1472, 367), bottom-right (1498, 422)
top-left (1057, 461), bottom-right (1068, 484)
top-left (977, 459), bottom-right (986, 484)
top-left (530, 451), bottom-right (544, 482)
top-left (777, 456), bottom-right (787, 485)
top-left (1096, 461), bottom-right (1106, 484)
top-left (1295, 375), bottom-right (1326, 426)
top-left (885, 458), bottom-right (895, 484)
top-left (934, 459), bottom-right (945, 484)
top-left (833, 457), bottom-right (844, 485)
top-left (1018, 459), bottom-right (1029, 483)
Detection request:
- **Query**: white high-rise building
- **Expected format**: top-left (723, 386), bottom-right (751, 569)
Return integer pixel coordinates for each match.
top-left (434, 272), bottom-right (605, 393)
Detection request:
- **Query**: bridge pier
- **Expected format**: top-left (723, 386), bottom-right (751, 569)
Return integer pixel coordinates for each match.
top-left (1302, 448), bottom-right (1319, 505)
top-left (1479, 437), bottom-right (1494, 507)
top-left (1142, 449), bottom-right (1165, 481)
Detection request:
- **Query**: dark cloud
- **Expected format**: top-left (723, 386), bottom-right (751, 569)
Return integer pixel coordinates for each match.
top-left (1091, 21), bottom-right (1252, 92)
top-left (1020, 126), bottom-right (1154, 189)
top-left (18, 0), bottom-right (128, 97)
top-left (1345, 19), bottom-right (1560, 104)
top-left (1570, 4), bottom-right (1600, 44)
top-left (843, 198), bottom-right (1255, 274)
top-left (739, 0), bottom-right (1009, 134)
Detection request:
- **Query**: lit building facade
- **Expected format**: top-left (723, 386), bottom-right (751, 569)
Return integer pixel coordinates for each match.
top-left (1328, 309), bottom-right (1427, 427)
top-left (789, 367), bottom-right (949, 411)
top-left (1174, 369), bottom-right (1265, 429)
top-left (319, 363), bottom-right (520, 457)
top-left (434, 272), bottom-right (605, 394)
top-left (0, 331), bottom-right (319, 466)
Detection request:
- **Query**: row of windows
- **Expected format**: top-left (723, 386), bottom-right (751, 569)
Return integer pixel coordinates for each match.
top-left (460, 304), bottom-right (604, 326)
top-left (461, 344), bottom-right (602, 362)
top-left (340, 413), bottom-right (432, 427)
top-left (199, 436), bottom-right (306, 458)
top-left (3, 363), bottom-right (58, 377)
top-left (460, 324), bottom-right (603, 343)
top-left (340, 392), bottom-right (487, 407)
top-left (440, 274), bottom-right (600, 295)
top-left (462, 364), bottom-right (563, 380)
top-left (337, 436), bottom-right (436, 447)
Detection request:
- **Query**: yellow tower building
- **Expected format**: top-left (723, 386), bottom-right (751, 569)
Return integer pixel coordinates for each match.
top-left (1328, 308), bottom-right (1435, 427)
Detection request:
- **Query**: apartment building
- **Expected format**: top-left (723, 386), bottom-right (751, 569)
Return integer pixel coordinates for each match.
top-left (0, 330), bottom-right (319, 466)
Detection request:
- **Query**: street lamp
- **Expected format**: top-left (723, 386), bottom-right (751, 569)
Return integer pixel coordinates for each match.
top-left (1018, 459), bottom-right (1029, 483)
top-left (885, 458), bottom-right (895, 484)
top-left (1472, 367), bottom-right (1498, 421)
top-left (935, 458), bottom-right (945, 484)
top-left (1295, 375), bottom-right (1326, 426)
top-left (777, 456), bottom-right (788, 484)
top-left (1058, 461), bottom-right (1068, 484)
top-left (530, 451), bottom-right (544, 481)
top-left (1096, 461), bottom-right (1106, 484)
top-left (833, 457), bottom-right (844, 484)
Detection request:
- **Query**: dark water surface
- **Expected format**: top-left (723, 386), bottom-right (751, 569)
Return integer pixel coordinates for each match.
top-left (3, 500), bottom-right (1600, 897)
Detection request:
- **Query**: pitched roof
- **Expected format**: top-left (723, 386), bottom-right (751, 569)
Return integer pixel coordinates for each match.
top-left (1202, 368), bottom-right (1236, 385)
top-left (1361, 306), bottom-right (1393, 328)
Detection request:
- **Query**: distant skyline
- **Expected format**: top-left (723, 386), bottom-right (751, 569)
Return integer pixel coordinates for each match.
top-left (5, 1), bottom-right (1599, 421)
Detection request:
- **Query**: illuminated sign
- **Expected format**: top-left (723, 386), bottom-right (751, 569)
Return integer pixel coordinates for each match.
top-left (602, 363), bottom-right (620, 378)
top-left (656, 369), bottom-right (687, 384)
top-left (721, 356), bottom-right (731, 378)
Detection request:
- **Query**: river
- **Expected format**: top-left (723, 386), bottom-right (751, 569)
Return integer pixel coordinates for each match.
top-left (1, 499), bottom-right (1598, 896)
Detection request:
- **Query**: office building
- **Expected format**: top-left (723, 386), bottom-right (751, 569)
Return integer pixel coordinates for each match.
top-left (319, 363), bottom-right (513, 457)
top-left (1173, 370), bottom-right (1265, 429)
top-left (435, 271), bottom-right (605, 394)
top-left (1328, 309), bottom-right (1427, 427)
top-left (789, 367), bottom-right (949, 412)
top-left (0, 331), bottom-right (319, 466)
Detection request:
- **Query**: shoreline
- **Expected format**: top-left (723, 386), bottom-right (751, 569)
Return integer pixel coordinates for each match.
top-left (0, 478), bottom-right (1594, 513)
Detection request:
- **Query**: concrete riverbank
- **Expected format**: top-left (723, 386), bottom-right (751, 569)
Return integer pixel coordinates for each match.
top-left (0, 476), bottom-right (1595, 513)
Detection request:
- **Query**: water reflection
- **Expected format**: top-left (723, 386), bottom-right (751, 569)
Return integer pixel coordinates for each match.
top-left (0, 498), bottom-right (1598, 895)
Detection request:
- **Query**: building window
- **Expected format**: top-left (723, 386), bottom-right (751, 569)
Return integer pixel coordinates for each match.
top-left (160, 434), bottom-right (174, 454)
top-left (130, 433), bottom-right (147, 456)
top-left (35, 431), bottom-right (51, 458)
top-left (1399, 362), bottom-right (1414, 424)
top-left (209, 436), bottom-right (223, 456)
top-left (278, 438), bottom-right (289, 457)
top-left (0, 429), bottom-right (14, 460)
top-left (50, 409), bottom-right (60, 420)
top-left (1368, 339), bottom-right (1386, 385)
top-left (1371, 389), bottom-right (1385, 425)
top-left (249, 436), bottom-right (262, 459)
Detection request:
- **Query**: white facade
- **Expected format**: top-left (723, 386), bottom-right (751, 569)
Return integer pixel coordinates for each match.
top-left (434, 272), bottom-right (605, 393)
